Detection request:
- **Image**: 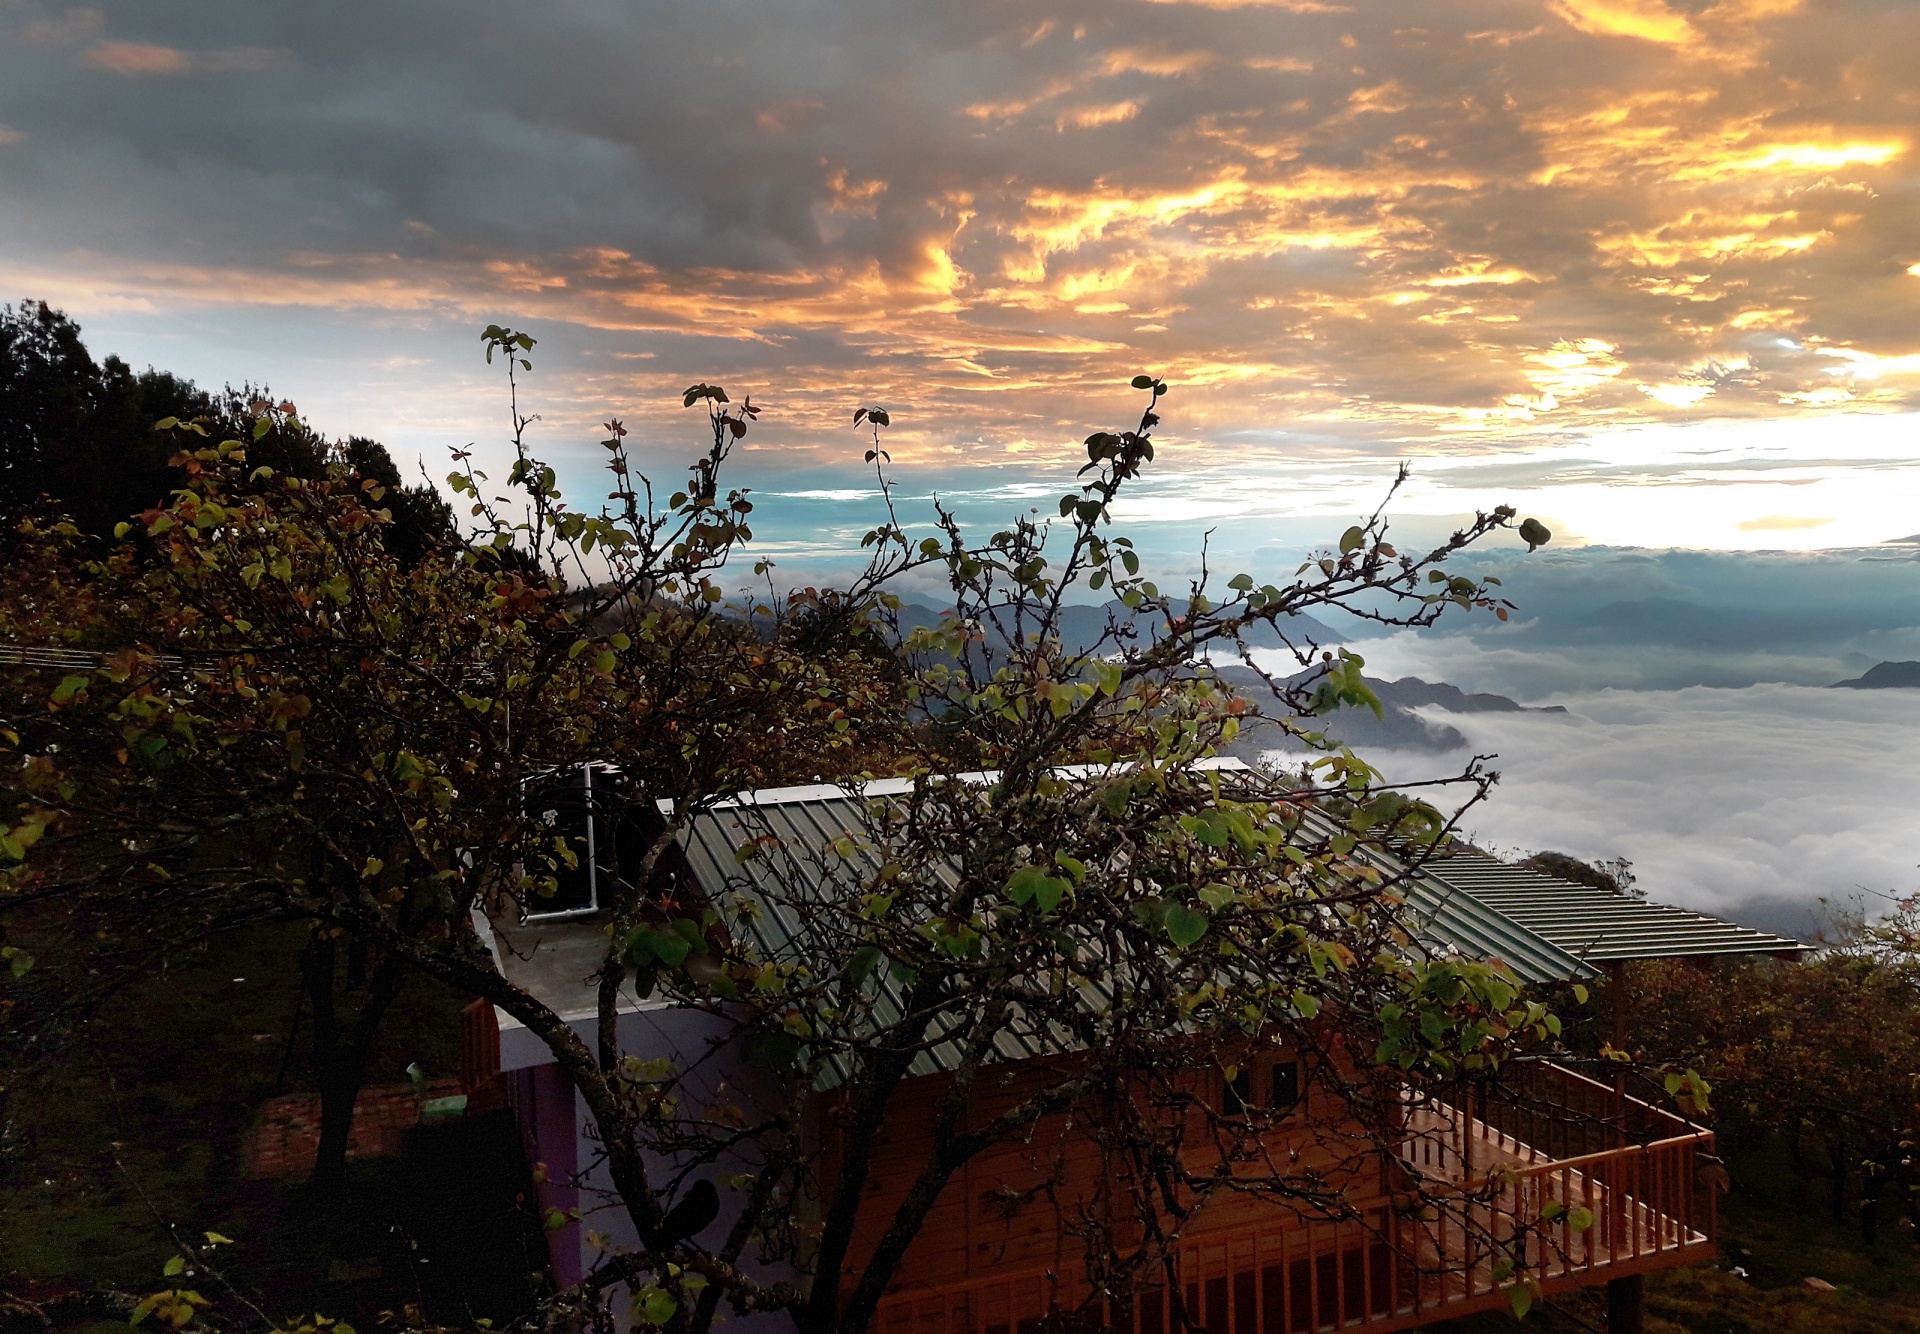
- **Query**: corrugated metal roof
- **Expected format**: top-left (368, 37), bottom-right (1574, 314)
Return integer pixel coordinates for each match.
top-left (679, 790), bottom-right (1078, 1082)
top-left (1252, 801), bottom-right (1592, 986)
top-left (670, 764), bottom-right (1802, 1080)
top-left (1418, 849), bottom-right (1807, 963)
top-left (671, 763), bottom-right (1587, 1083)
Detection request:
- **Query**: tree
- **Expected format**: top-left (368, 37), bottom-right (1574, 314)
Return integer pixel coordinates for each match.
top-left (3, 339), bottom-right (1563, 1331)
top-left (0, 341), bottom-right (883, 1191)
top-left (0, 299), bottom-right (452, 563)
top-left (0, 299), bottom-right (202, 536)
top-left (1621, 897), bottom-right (1920, 1240)
top-left (1516, 850), bottom-right (1639, 899)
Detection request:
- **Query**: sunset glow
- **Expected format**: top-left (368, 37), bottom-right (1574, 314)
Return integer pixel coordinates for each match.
top-left (2, 0), bottom-right (1917, 555)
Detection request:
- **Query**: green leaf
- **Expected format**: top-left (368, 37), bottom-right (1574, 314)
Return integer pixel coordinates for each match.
top-left (847, 945), bottom-right (885, 985)
top-left (1339, 525), bottom-right (1365, 555)
top-left (163, 1256), bottom-right (186, 1277)
top-left (203, 1232), bottom-right (234, 1246)
top-left (50, 674), bottom-right (90, 706)
top-left (644, 929), bottom-right (693, 969)
top-left (1165, 904), bottom-right (1209, 947)
top-left (1509, 1284), bottom-right (1532, 1319)
top-left (1519, 517), bottom-right (1552, 551)
top-left (1130, 374), bottom-right (1156, 389)
top-left (1572, 983), bottom-right (1589, 1005)
top-left (1567, 1206), bottom-right (1594, 1232)
top-left (1005, 867), bottom-right (1069, 913)
top-left (640, 1289), bottom-right (678, 1324)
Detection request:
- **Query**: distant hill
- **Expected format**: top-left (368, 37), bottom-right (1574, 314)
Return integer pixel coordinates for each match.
top-left (1831, 660), bottom-right (1920, 689)
top-left (891, 601), bottom-right (1342, 654)
top-left (1215, 666), bottom-right (1565, 755)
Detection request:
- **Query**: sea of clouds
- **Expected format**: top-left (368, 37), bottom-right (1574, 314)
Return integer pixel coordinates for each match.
top-left (1304, 685), bottom-right (1920, 941)
top-left (1237, 545), bottom-right (1920, 939)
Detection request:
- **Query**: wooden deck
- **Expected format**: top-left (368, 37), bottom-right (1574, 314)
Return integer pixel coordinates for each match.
top-left (875, 1065), bottom-right (1715, 1334)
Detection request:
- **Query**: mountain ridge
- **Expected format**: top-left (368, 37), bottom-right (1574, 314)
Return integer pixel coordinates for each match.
top-left (1831, 659), bottom-right (1920, 689)
top-left (1214, 666), bottom-right (1566, 755)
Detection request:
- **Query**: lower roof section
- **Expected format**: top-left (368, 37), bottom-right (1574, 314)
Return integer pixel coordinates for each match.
top-left (1417, 849), bottom-right (1808, 963)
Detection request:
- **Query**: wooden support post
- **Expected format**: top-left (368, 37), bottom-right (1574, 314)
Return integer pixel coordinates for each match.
top-left (1606, 1274), bottom-right (1644, 1334)
top-left (1605, 960), bottom-right (1627, 1052)
top-left (1605, 960), bottom-right (1628, 1128)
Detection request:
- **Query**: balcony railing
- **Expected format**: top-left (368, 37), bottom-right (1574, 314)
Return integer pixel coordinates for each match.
top-left (875, 1063), bottom-right (1715, 1334)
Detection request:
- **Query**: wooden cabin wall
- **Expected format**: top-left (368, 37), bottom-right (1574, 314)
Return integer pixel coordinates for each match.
top-left (822, 1050), bottom-right (1390, 1298)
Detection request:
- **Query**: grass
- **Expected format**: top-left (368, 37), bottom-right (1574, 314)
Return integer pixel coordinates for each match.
top-left (0, 921), bottom-right (544, 1326)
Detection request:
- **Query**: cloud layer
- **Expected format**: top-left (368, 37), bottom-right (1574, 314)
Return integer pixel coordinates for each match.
top-left (1310, 683), bottom-right (1920, 937)
top-left (1301, 544), bottom-right (1920, 695)
top-left (4, 0), bottom-right (1920, 516)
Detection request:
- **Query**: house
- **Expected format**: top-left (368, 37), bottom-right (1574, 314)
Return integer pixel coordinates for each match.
top-left (459, 759), bottom-right (1804, 1333)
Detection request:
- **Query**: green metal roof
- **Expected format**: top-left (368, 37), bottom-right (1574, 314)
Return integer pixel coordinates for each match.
top-left (674, 762), bottom-right (1803, 984)
top-left (670, 762), bottom-right (1590, 1082)
top-left (1416, 849), bottom-right (1808, 963)
top-left (678, 784), bottom-right (1079, 1082)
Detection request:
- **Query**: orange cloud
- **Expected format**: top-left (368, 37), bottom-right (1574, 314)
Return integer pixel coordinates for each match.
top-left (1057, 101), bottom-right (1142, 131)
top-left (8, 0), bottom-right (1918, 476)
top-left (83, 42), bottom-right (288, 75)
top-left (1550, 0), bottom-right (1699, 46)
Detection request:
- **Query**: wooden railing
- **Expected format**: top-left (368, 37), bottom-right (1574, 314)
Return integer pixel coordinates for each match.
top-left (1400, 1059), bottom-right (1700, 1179)
top-left (874, 1063), bottom-right (1715, 1334)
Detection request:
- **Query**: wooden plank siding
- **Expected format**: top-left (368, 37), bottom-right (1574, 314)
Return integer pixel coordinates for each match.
top-left (849, 1061), bottom-right (1716, 1333)
top-left (823, 1048), bottom-right (1384, 1300)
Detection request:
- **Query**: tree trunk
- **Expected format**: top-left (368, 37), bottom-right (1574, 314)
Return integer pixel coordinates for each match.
top-left (1827, 1135), bottom-right (1851, 1225)
top-left (305, 934), bottom-right (408, 1194)
top-left (1860, 1150), bottom-right (1889, 1244)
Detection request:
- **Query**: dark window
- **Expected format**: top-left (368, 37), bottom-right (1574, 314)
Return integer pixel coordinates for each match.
top-left (1225, 1068), bottom-right (1254, 1114)
top-left (1270, 1060), bottom-right (1302, 1111)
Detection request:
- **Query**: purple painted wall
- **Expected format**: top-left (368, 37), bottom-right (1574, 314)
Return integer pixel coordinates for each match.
top-left (509, 1062), bottom-right (583, 1288)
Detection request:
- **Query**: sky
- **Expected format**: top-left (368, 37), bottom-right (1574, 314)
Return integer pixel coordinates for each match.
top-left (3, 0), bottom-right (1916, 926)
top-left (3, 0), bottom-right (1920, 569)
